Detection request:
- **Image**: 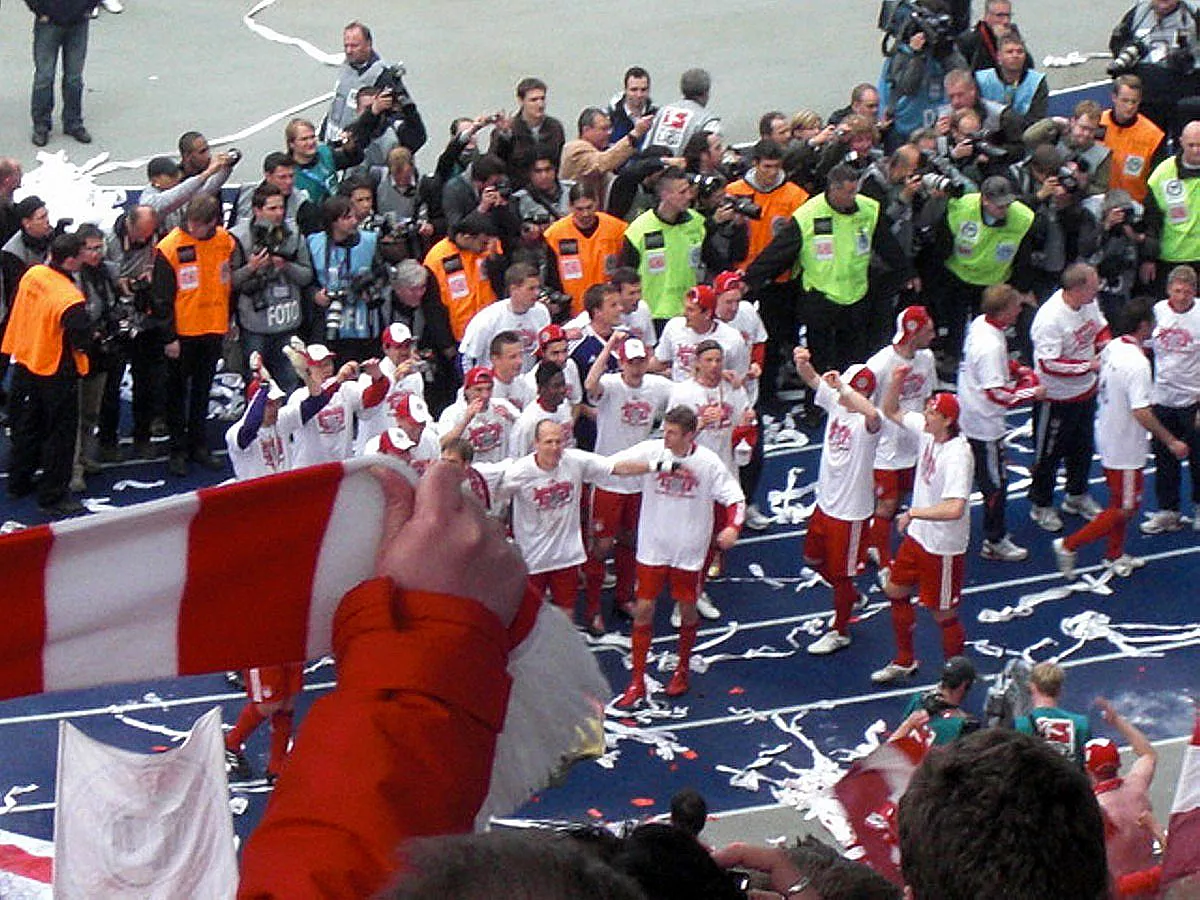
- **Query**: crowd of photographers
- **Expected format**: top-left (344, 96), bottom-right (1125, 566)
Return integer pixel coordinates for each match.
top-left (3, 4), bottom-right (1200, 897)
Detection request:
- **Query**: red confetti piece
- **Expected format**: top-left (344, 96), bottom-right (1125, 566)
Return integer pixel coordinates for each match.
top-left (587, 808), bottom-right (603, 818)
top-left (151, 745), bottom-right (169, 753)
top-left (682, 750), bottom-right (699, 760)
top-left (669, 764), bottom-right (678, 772)
top-left (619, 718), bottom-right (638, 727)
top-left (728, 686), bottom-right (745, 695)
top-left (631, 797), bottom-right (655, 808)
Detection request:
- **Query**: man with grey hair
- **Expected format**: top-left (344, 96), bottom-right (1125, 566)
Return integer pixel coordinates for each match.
top-left (1141, 264), bottom-right (1200, 533)
top-left (643, 68), bottom-right (721, 156)
top-left (560, 106), bottom-right (651, 202)
top-left (389, 258), bottom-right (457, 412)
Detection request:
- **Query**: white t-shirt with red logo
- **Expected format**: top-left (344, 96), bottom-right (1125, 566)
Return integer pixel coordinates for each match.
top-left (498, 449), bottom-right (615, 574)
top-left (655, 318), bottom-right (749, 382)
top-left (436, 397), bottom-right (520, 463)
top-left (668, 378), bottom-right (750, 475)
top-left (1031, 290), bottom-right (1106, 401)
top-left (813, 381), bottom-right (884, 522)
top-left (491, 374), bottom-right (536, 411)
top-left (287, 381), bottom-right (369, 468)
top-left (509, 398), bottom-right (576, 458)
top-left (957, 316), bottom-right (1011, 442)
top-left (592, 372), bottom-right (674, 494)
top-left (1097, 336), bottom-right (1153, 470)
top-left (458, 299), bottom-right (551, 372)
top-left (1150, 299), bottom-right (1200, 408)
top-left (612, 440), bottom-right (745, 570)
top-left (866, 344), bottom-right (936, 468)
top-left (901, 411), bottom-right (974, 555)
top-left (225, 400), bottom-right (301, 481)
top-left (355, 359), bottom-right (426, 454)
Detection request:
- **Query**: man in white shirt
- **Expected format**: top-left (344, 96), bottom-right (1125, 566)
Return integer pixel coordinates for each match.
top-left (487, 330), bottom-right (536, 410)
top-left (436, 366), bottom-right (520, 464)
top-left (1054, 299), bottom-right (1189, 579)
top-left (285, 344), bottom-right (389, 468)
top-left (612, 405), bottom-right (745, 706)
top-left (865, 305), bottom-right (937, 569)
top-left (957, 285), bottom-right (1045, 562)
top-left (653, 284), bottom-right (748, 383)
top-left (1140, 265), bottom-right (1200, 534)
top-left (510, 361), bottom-right (575, 457)
top-left (791, 347), bottom-right (884, 655)
top-left (225, 375), bottom-right (297, 481)
top-left (581, 333), bottom-right (673, 631)
top-left (498, 418), bottom-right (652, 624)
top-left (611, 266), bottom-right (657, 347)
top-left (520, 323), bottom-right (584, 408)
top-left (1029, 263), bottom-right (1109, 532)
top-left (355, 323), bottom-right (426, 454)
top-left (872, 373), bottom-right (975, 685)
top-left (457, 262), bottom-right (550, 372)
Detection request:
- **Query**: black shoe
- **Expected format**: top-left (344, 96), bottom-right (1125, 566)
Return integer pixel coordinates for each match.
top-left (38, 496), bottom-right (87, 517)
top-left (225, 749), bottom-right (255, 782)
top-left (224, 670), bottom-right (245, 691)
top-left (96, 442), bottom-right (121, 463)
top-left (190, 448), bottom-right (225, 472)
top-left (132, 440), bottom-right (167, 460)
top-left (32, 128), bottom-right (49, 147)
top-left (168, 453), bottom-right (189, 477)
top-left (65, 126), bottom-right (92, 144)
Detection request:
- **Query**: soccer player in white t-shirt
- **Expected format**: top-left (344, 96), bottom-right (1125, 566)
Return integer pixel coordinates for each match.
top-left (872, 369), bottom-right (975, 685)
top-left (1029, 263), bottom-right (1110, 532)
top-left (791, 347), bottom-right (884, 655)
top-left (957, 286), bottom-right (1045, 562)
top-left (286, 345), bottom-right (390, 469)
top-left (864, 305), bottom-right (937, 569)
top-left (652, 284), bottom-right (749, 383)
top-left (1141, 265), bottom-right (1200, 534)
top-left (498, 419), bottom-right (653, 623)
top-left (458, 262), bottom-right (550, 373)
top-left (611, 406), bottom-right (745, 707)
top-left (487, 330), bottom-right (536, 411)
top-left (581, 332), bottom-right (673, 630)
top-left (355, 323), bottom-right (426, 455)
top-left (1054, 299), bottom-right (1189, 579)
top-left (436, 366), bottom-right (520, 464)
top-left (225, 376), bottom-right (298, 480)
top-left (612, 266), bottom-right (657, 348)
top-left (519, 324), bottom-right (584, 408)
top-left (510, 361), bottom-right (576, 458)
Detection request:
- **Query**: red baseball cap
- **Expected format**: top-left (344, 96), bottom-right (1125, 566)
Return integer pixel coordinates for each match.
top-left (844, 364), bottom-right (877, 397)
top-left (893, 305), bottom-right (933, 346)
top-left (1084, 738), bottom-right (1120, 777)
top-left (393, 393), bottom-right (431, 425)
top-left (712, 270), bottom-right (745, 295)
top-left (464, 366), bottom-right (494, 389)
top-left (686, 284), bottom-right (717, 313)
top-left (928, 391), bottom-right (960, 423)
top-left (382, 322), bottom-right (414, 348)
top-left (537, 323), bottom-right (568, 353)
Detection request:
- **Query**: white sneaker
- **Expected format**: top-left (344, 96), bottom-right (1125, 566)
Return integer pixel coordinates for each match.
top-left (1194, 514), bottom-right (1200, 532)
top-left (696, 592), bottom-right (721, 620)
top-left (670, 603), bottom-right (682, 628)
top-left (1030, 505), bottom-right (1064, 532)
top-left (871, 660), bottom-right (919, 684)
top-left (1104, 554), bottom-right (1146, 577)
top-left (1140, 510), bottom-right (1183, 535)
top-left (807, 631), bottom-right (851, 655)
top-left (1052, 537), bottom-right (1077, 579)
top-left (853, 591), bottom-right (868, 611)
top-left (980, 536), bottom-right (1029, 562)
top-left (101, 0), bottom-right (124, 11)
top-left (1062, 493), bottom-right (1103, 521)
top-left (744, 504), bottom-right (772, 531)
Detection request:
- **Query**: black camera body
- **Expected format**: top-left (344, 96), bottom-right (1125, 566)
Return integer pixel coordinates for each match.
top-left (1108, 38), bottom-right (1148, 76)
top-left (374, 62), bottom-right (414, 109)
top-left (725, 195), bottom-right (763, 220)
top-left (879, 0), bottom-right (958, 56)
top-left (251, 222), bottom-right (291, 257)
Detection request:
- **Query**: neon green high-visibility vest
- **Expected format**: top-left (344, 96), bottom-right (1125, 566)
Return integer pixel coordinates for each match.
top-left (944, 193), bottom-right (1034, 286)
top-left (624, 208), bottom-right (706, 319)
top-left (792, 193), bottom-right (880, 305)
top-left (1148, 157), bottom-right (1200, 263)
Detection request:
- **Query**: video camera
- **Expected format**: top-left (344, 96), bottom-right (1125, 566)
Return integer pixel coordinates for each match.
top-left (251, 222), bottom-right (291, 257)
top-left (879, 0), bottom-right (958, 58)
top-left (916, 151), bottom-right (969, 197)
top-left (374, 62), bottom-right (415, 109)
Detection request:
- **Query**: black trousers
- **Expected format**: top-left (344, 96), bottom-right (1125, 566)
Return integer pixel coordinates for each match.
top-left (806, 291), bottom-right (871, 377)
top-left (7, 364), bottom-right (78, 505)
top-left (969, 436), bottom-right (1008, 543)
top-left (1030, 395), bottom-right (1096, 508)
top-left (929, 268), bottom-right (985, 372)
top-left (165, 333), bottom-right (222, 456)
top-left (755, 281), bottom-right (802, 403)
top-left (1152, 402), bottom-right (1200, 512)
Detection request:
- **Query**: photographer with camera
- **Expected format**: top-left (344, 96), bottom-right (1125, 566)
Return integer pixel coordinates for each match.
top-left (512, 154), bottom-right (572, 227)
top-left (139, 146), bottom-right (236, 239)
top-left (232, 183), bottom-right (314, 392)
top-left (233, 152), bottom-right (311, 231)
top-left (691, 176), bottom-right (751, 281)
top-left (938, 68), bottom-right (1025, 160)
top-left (878, 0), bottom-right (968, 144)
top-left (1023, 100), bottom-right (1113, 197)
top-left (1087, 189), bottom-right (1149, 320)
top-left (975, 32), bottom-right (1047, 130)
top-left (1108, 0), bottom-right (1200, 139)
top-left (306, 195), bottom-right (387, 362)
top-left (286, 98), bottom-right (387, 214)
top-left (889, 656), bottom-right (979, 745)
top-left (488, 77), bottom-right (566, 189)
top-left (347, 82), bottom-right (427, 177)
top-left (441, 153), bottom-right (522, 255)
top-left (322, 21), bottom-right (406, 144)
top-left (813, 114), bottom-right (886, 191)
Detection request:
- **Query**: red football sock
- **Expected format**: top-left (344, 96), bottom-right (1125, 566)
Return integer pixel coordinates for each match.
top-left (940, 616), bottom-right (965, 659)
top-left (868, 514), bottom-right (893, 567)
top-left (614, 544), bottom-right (637, 606)
top-left (832, 578), bottom-right (856, 634)
top-left (582, 555), bottom-right (604, 618)
top-left (630, 624), bottom-right (652, 681)
top-left (677, 621), bottom-right (698, 673)
top-left (891, 598), bottom-right (916, 666)
top-left (225, 703), bottom-right (266, 751)
top-left (267, 710), bottom-right (294, 775)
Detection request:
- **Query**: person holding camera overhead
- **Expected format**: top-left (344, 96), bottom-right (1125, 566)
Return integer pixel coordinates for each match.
top-left (878, 0), bottom-right (968, 143)
top-left (231, 183), bottom-right (314, 392)
top-left (888, 656), bottom-right (979, 745)
top-left (1108, 0), bottom-right (1200, 140)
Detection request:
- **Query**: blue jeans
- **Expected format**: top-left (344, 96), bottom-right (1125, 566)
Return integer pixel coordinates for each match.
top-left (31, 18), bottom-right (89, 132)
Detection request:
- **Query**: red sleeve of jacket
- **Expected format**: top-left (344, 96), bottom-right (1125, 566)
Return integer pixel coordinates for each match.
top-left (237, 578), bottom-right (513, 900)
top-left (360, 374), bottom-right (390, 409)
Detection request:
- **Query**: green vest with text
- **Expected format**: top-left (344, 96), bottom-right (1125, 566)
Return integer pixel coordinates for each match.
top-left (624, 208), bottom-right (706, 319)
top-left (1148, 158), bottom-right (1200, 262)
top-left (793, 193), bottom-right (880, 305)
top-left (944, 193), bottom-right (1034, 286)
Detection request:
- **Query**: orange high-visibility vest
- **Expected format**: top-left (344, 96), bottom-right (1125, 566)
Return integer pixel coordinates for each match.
top-left (543, 212), bottom-right (627, 315)
top-left (725, 178), bottom-right (809, 268)
top-left (157, 226), bottom-right (236, 337)
top-left (423, 238), bottom-right (497, 340)
top-left (1100, 110), bottom-right (1164, 203)
top-left (1, 264), bottom-right (89, 376)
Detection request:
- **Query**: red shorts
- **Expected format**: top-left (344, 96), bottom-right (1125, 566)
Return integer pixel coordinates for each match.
top-left (528, 565), bottom-right (581, 611)
top-left (889, 536), bottom-right (965, 612)
top-left (636, 564), bottom-right (700, 604)
top-left (1104, 467), bottom-right (1144, 511)
top-left (245, 663), bottom-right (303, 704)
top-left (874, 467), bottom-right (915, 504)
top-left (590, 488), bottom-right (642, 541)
top-left (804, 505), bottom-right (868, 580)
